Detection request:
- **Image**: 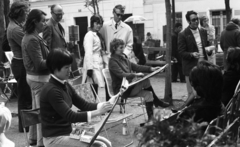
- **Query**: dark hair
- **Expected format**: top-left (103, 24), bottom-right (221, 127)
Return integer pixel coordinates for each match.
top-left (226, 47), bottom-right (240, 72)
top-left (199, 16), bottom-right (208, 26)
top-left (185, 10), bottom-right (198, 22)
top-left (46, 48), bottom-right (73, 74)
top-left (8, 1), bottom-right (29, 19)
top-left (90, 15), bottom-right (104, 28)
top-left (110, 38), bottom-right (125, 54)
top-left (113, 4), bottom-right (125, 13)
top-left (24, 9), bottom-right (46, 34)
top-left (190, 60), bottom-right (223, 103)
top-left (174, 22), bottom-right (182, 28)
top-left (231, 18), bottom-right (240, 26)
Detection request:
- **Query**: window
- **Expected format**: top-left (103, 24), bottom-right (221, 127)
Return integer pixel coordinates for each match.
top-left (211, 10), bottom-right (228, 40)
top-left (175, 12), bottom-right (182, 24)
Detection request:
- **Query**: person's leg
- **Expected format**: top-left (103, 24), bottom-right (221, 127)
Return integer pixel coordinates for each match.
top-left (12, 60), bottom-right (32, 132)
top-left (43, 136), bottom-right (89, 147)
top-left (43, 136), bottom-right (106, 147)
top-left (183, 76), bottom-right (196, 107)
top-left (178, 63), bottom-right (185, 82)
top-left (26, 78), bottom-right (37, 144)
top-left (171, 63), bottom-right (178, 82)
top-left (141, 80), bottom-right (170, 108)
top-left (27, 79), bottom-right (46, 146)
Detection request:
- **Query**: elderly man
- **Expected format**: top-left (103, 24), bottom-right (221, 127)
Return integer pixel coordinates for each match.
top-left (99, 4), bottom-right (133, 59)
top-left (43, 4), bottom-right (66, 51)
top-left (176, 10), bottom-right (208, 111)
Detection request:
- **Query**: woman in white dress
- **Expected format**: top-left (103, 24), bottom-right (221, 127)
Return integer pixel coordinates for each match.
top-left (82, 15), bottom-right (106, 88)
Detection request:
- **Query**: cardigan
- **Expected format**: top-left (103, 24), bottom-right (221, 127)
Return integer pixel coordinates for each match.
top-left (22, 32), bottom-right (50, 76)
top-left (109, 54), bottom-right (151, 97)
top-left (7, 19), bottom-right (24, 59)
top-left (40, 77), bottom-right (97, 137)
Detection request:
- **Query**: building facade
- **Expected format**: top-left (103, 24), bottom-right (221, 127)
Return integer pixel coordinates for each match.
top-left (17, 0), bottom-right (240, 46)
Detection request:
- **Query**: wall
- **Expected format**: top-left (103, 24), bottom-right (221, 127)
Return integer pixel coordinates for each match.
top-left (28, 0), bottom-right (145, 42)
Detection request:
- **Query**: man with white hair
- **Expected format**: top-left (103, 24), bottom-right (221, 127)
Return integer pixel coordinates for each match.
top-left (43, 4), bottom-right (67, 51)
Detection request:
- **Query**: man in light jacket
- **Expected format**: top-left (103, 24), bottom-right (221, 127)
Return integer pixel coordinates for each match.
top-left (99, 4), bottom-right (133, 61)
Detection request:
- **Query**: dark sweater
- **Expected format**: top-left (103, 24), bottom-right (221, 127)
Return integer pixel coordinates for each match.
top-left (109, 54), bottom-right (151, 96)
top-left (222, 70), bottom-right (240, 106)
top-left (40, 77), bottom-right (97, 137)
top-left (220, 22), bottom-right (240, 51)
top-left (179, 99), bottom-right (225, 123)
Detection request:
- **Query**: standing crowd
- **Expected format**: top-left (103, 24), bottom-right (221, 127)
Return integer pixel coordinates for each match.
top-left (1, 1), bottom-right (240, 147)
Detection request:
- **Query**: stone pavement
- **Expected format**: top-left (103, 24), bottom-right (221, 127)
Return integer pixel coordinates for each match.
top-left (2, 74), bottom-right (187, 147)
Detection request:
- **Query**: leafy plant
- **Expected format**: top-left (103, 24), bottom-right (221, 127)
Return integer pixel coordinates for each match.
top-left (138, 111), bottom-right (239, 147)
top-left (84, 0), bottom-right (103, 15)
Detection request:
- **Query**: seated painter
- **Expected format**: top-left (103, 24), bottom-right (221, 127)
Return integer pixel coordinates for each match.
top-left (179, 61), bottom-right (225, 123)
top-left (108, 38), bottom-right (170, 122)
top-left (40, 49), bottom-right (113, 147)
top-left (0, 102), bottom-right (15, 147)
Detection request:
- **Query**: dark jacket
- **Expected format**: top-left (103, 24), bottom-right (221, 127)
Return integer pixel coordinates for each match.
top-left (133, 43), bottom-right (146, 65)
top-left (221, 70), bottom-right (240, 106)
top-left (43, 18), bottom-right (67, 51)
top-left (220, 22), bottom-right (240, 51)
top-left (40, 77), bottom-right (97, 137)
top-left (109, 54), bottom-right (151, 97)
top-left (180, 98), bottom-right (225, 123)
top-left (22, 32), bottom-right (50, 76)
top-left (172, 31), bottom-right (181, 63)
top-left (178, 27), bottom-right (208, 76)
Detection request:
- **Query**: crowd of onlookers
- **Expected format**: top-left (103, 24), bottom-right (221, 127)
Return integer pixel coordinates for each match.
top-left (0, 1), bottom-right (240, 147)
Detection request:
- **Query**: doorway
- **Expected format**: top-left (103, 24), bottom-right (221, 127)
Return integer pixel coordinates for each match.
top-left (75, 17), bottom-right (88, 58)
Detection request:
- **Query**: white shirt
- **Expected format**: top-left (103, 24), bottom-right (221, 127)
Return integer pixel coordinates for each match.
top-left (190, 28), bottom-right (204, 60)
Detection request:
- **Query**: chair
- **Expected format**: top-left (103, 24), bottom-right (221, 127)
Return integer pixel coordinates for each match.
top-left (0, 51), bottom-right (17, 103)
top-left (71, 83), bottom-right (133, 140)
top-left (102, 69), bottom-right (147, 120)
top-left (20, 108), bottom-right (41, 147)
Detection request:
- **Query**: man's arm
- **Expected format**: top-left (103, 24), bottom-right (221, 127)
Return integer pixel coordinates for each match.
top-left (123, 28), bottom-right (133, 58)
top-left (43, 25), bottom-right (52, 50)
top-left (178, 32), bottom-right (193, 60)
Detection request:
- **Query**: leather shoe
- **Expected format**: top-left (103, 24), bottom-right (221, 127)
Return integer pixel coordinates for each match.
top-left (154, 99), bottom-right (170, 108)
top-left (29, 140), bottom-right (37, 146)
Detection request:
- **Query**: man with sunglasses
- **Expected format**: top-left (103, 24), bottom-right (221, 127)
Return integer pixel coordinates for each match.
top-left (99, 4), bottom-right (133, 62)
top-left (43, 4), bottom-right (66, 51)
top-left (176, 10), bottom-right (208, 111)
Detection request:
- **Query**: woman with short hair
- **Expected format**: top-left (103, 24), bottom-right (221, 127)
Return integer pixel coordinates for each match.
top-left (22, 9), bottom-right (49, 147)
top-left (82, 15), bottom-right (106, 89)
top-left (40, 49), bottom-right (112, 147)
top-left (7, 1), bottom-right (32, 133)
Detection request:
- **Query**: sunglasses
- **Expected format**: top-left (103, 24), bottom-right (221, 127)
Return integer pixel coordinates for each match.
top-left (190, 17), bottom-right (199, 22)
top-left (114, 11), bottom-right (124, 17)
top-left (52, 12), bottom-right (64, 17)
